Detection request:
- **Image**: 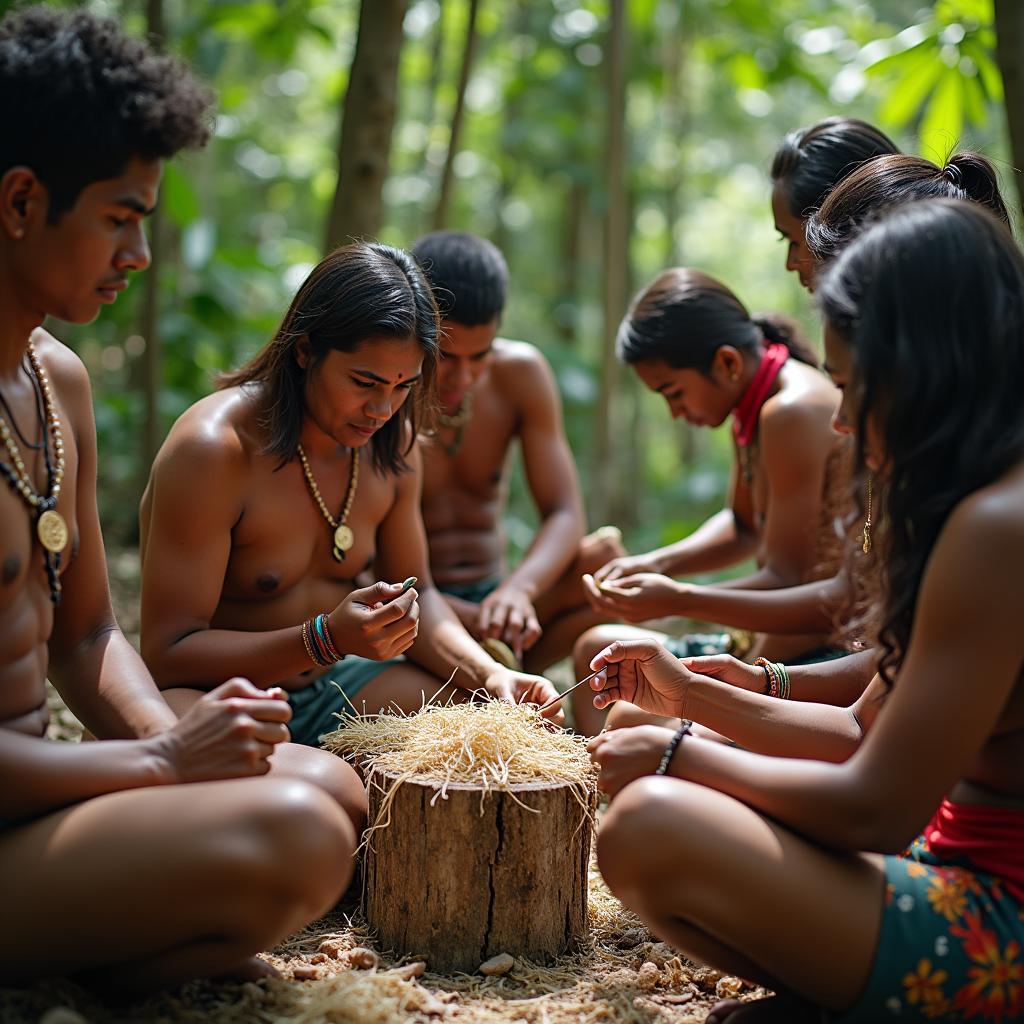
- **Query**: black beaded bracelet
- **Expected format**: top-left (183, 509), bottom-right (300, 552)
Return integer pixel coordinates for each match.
top-left (655, 719), bottom-right (693, 775)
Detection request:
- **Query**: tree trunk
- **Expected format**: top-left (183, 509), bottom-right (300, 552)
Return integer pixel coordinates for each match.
top-left (324, 0), bottom-right (408, 249)
top-left (419, 0), bottom-right (447, 165)
top-left (432, 0), bottom-right (482, 230)
top-left (593, 0), bottom-right (628, 526)
top-left (995, 0), bottom-right (1024, 219)
top-left (363, 769), bottom-right (595, 973)
top-left (556, 179), bottom-right (587, 345)
top-left (138, 0), bottom-right (166, 499)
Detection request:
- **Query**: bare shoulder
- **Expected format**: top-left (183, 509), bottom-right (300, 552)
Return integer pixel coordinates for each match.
top-left (151, 387), bottom-right (254, 487)
top-left (29, 328), bottom-right (93, 407)
top-left (936, 465), bottom-right (1024, 567)
top-left (490, 338), bottom-right (558, 400)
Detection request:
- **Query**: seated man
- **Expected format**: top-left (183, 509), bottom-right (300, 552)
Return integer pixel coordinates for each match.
top-left (412, 231), bottom-right (623, 672)
top-left (0, 5), bottom-right (354, 994)
top-left (139, 242), bottom-right (561, 767)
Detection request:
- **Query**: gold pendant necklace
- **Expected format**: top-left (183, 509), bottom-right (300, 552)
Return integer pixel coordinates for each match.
top-left (0, 341), bottom-right (68, 604)
top-left (297, 443), bottom-right (359, 561)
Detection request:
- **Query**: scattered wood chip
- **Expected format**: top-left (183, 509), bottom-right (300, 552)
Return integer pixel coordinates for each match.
top-left (391, 960), bottom-right (427, 980)
top-left (344, 946), bottom-right (380, 970)
top-left (478, 953), bottom-right (515, 976)
top-left (658, 991), bottom-right (694, 1005)
top-left (716, 975), bottom-right (745, 998)
top-left (614, 927), bottom-right (647, 949)
top-left (318, 938), bottom-right (348, 959)
top-left (292, 964), bottom-right (320, 981)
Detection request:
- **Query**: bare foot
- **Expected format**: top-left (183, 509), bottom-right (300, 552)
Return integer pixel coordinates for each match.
top-left (706, 994), bottom-right (819, 1023)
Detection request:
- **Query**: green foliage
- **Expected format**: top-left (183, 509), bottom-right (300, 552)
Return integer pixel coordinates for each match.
top-left (865, 0), bottom-right (1002, 157)
top-left (41, 0), bottom-right (1010, 558)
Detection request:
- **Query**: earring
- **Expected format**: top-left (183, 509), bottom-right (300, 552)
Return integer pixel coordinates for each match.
top-left (861, 474), bottom-right (873, 555)
top-left (13, 228), bottom-right (23, 239)
top-left (730, 373), bottom-right (740, 382)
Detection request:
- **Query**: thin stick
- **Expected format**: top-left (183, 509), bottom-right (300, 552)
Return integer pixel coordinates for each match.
top-left (536, 669), bottom-right (600, 713)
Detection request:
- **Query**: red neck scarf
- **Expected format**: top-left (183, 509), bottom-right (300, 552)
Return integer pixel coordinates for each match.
top-left (732, 342), bottom-right (789, 447)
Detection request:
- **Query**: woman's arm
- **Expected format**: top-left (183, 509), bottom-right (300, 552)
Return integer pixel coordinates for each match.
top-left (592, 490), bottom-right (1024, 853)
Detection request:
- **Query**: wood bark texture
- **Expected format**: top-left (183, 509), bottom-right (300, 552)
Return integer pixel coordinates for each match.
top-left (324, 0), bottom-right (408, 248)
top-left (364, 770), bottom-right (596, 973)
top-left (995, 0), bottom-right (1024, 219)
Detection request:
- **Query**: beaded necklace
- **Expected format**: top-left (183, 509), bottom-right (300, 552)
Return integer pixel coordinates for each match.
top-left (437, 391), bottom-right (474, 457)
top-left (297, 444), bottom-right (359, 561)
top-left (0, 342), bottom-right (67, 604)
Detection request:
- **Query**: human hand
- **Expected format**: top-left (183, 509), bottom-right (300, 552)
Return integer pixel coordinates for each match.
top-left (478, 584), bottom-right (542, 662)
top-left (587, 638), bottom-right (691, 718)
top-left (593, 551), bottom-right (665, 585)
top-left (482, 668), bottom-right (565, 725)
top-left (582, 572), bottom-right (687, 623)
top-left (587, 725), bottom-right (675, 797)
top-left (682, 653), bottom-right (766, 694)
top-left (329, 580), bottom-right (420, 661)
top-left (151, 677), bottom-right (292, 784)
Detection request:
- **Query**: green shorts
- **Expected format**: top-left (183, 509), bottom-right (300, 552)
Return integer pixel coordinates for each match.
top-left (438, 576), bottom-right (502, 605)
top-left (287, 656), bottom-right (405, 746)
top-left (832, 833), bottom-right (1024, 1022)
top-left (664, 636), bottom-right (848, 666)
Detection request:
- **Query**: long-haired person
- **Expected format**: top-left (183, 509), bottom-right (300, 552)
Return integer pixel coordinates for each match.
top-left (587, 199), bottom-right (1024, 1023)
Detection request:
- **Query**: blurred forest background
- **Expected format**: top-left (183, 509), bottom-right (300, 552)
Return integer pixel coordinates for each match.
top-left (8, 0), bottom-right (1022, 565)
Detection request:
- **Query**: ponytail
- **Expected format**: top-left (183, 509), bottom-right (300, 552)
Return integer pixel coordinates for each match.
top-left (752, 313), bottom-right (819, 368)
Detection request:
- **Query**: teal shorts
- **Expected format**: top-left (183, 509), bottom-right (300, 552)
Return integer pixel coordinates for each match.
top-left (287, 656), bottom-right (404, 746)
top-left (833, 834), bottom-right (1024, 1022)
top-left (438, 577), bottom-right (502, 605)
top-left (664, 636), bottom-right (848, 666)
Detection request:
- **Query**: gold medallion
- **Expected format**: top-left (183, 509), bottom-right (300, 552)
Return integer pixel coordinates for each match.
top-left (37, 509), bottom-right (68, 554)
top-left (333, 523), bottom-right (354, 552)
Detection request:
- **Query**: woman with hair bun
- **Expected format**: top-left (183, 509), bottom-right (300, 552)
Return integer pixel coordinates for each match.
top-left (771, 117), bottom-right (899, 290)
top-left (574, 269), bottom-right (845, 735)
top-left (806, 150), bottom-right (1011, 265)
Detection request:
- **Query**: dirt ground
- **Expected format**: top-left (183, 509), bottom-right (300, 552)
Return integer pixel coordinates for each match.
top-left (3, 551), bottom-right (768, 1024)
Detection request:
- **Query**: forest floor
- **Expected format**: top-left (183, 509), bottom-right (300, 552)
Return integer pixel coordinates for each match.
top-left (2, 551), bottom-right (769, 1024)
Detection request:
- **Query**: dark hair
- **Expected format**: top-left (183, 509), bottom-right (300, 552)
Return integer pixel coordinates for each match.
top-left (617, 268), bottom-right (818, 374)
top-left (0, 5), bottom-right (212, 221)
top-left (806, 152), bottom-right (1010, 264)
top-left (412, 230), bottom-right (509, 326)
top-left (771, 117), bottom-right (900, 219)
top-left (220, 243), bottom-right (439, 476)
top-left (817, 199), bottom-right (1024, 687)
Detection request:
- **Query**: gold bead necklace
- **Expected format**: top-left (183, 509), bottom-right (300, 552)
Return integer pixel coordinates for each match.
top-left (0, 341), bottom-right (68, 604)
top-left (297, 443), bottom-right (359, 561)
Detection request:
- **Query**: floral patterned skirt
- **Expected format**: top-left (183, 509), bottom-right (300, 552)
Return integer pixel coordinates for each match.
top-left (834, 833), bottom-right (1024, 1022)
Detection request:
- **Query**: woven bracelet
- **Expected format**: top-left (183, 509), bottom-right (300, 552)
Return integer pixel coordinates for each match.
top-left (655, 719), bottom-right (693, 776)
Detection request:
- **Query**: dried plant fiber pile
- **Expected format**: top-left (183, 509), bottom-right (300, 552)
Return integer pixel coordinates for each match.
top-left (324, 700), bottom-right (599, 973)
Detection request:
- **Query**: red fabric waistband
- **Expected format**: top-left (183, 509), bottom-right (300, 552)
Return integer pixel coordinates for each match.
top-left (925, 797), bottom-right (1024, 903)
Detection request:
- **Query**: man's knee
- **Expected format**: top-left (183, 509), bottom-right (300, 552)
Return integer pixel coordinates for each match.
top-left (574, 625), bottom-right (617, 670)
top-left (578, 526), bottom-right (626, 575)
top-left (231, 778), bottom-right (356, 918)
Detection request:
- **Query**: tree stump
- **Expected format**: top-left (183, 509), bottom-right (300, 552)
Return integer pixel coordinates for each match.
top-left (363, 769), bottom-right (596, 973)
